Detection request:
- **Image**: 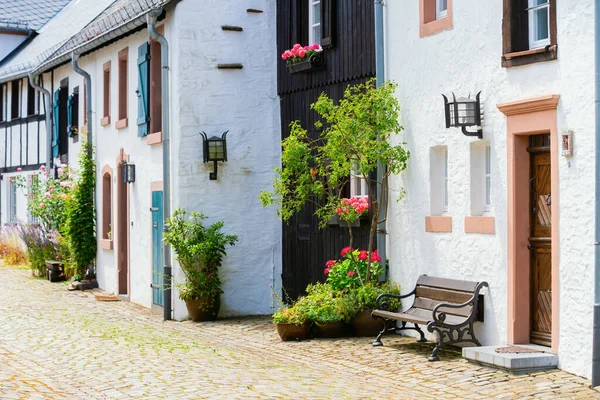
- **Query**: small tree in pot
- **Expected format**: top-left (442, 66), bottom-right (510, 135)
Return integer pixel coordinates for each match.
top-left (164, 209), bottom-right (238, 322)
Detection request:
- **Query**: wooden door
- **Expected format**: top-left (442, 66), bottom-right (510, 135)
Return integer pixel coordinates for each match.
top-left (117, 163), bottom-right (129, 295)
top-left (529, 134), bottom-right (552, 347)
top-left (151, 190), bottom-right (164, 307)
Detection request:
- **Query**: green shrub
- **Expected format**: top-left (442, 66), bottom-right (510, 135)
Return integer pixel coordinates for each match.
top-left (294, 283), bottom-right (354, 324)
top-left (347, 282), bottom-right (402, 315)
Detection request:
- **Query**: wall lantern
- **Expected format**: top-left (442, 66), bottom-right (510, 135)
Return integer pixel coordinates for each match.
top-left (199, 131), bottom-right (228, 180)
top-left (442, 91), bottom-right (483, 139)
top-left (561, 130), bottom-right (573, 157)
top-left (121, 161), bottom-right (136, 184)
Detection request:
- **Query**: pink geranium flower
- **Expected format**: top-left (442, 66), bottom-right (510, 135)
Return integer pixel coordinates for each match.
top-left (40, 165), bottom-right (46, 171)
top-left (16, 167), bottom-right (21, 172)
top-left (324, 268), bottom-right (330, 275)
top-left (347, 270), bottom-right (356, 277)
top-left (40, 202), bottom-right (45, 208)
top-left (325, 260), bottom-right (336, 267)
top-left (341, 246), bottom-right (352, 257)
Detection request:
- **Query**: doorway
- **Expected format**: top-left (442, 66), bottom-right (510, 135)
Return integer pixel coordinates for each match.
top-left (117, 161), bottom-right (129, 296)
top-left (528, 134), bottom-right (552, 346)
top-left (151, 189), bottom-right (164, 309)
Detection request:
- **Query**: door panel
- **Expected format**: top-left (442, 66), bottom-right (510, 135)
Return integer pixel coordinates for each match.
top-left (152, 190), bottom-right (164, 307)
top-left (529, 135), bottom-right (551, 347)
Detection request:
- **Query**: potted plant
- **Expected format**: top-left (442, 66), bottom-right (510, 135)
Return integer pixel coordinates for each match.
top-left (164, 209), bottom-right (238, 322)
top-left (348, 282), bottom-right (402, 337)
top-left (295, 283), bottom-right (353, 338)
top-left (273, 306), bottom-right (310, 341)
top-left (281, 43), bottom-right (325, 74)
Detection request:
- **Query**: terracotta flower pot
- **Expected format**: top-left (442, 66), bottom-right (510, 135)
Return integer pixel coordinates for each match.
top-left (351, 310), bottom-right (385, 337)
top-left (185, 295), bottom-right (220, 322)
top-left (314, 321), bottom-right (347, 338)
top-left (275, 321), bottom-right (310, 341)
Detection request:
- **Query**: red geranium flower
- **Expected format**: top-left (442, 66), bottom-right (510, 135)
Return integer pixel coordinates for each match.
top-left (325, 260), bottom-right (336, 267)
top-left (341, 247), bottom-right (353, 257)
top-left (347, 270), bottom-right (356, 276)
top-left (370, 250), bottom-right (381, 263)
top-left (324, 268), bottom-right (330, 274)
top-left (357, 250), bottom-right (368, 261)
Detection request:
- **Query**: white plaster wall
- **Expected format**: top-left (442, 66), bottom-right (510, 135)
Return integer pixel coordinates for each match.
top-left (47, 27), bottom-right (165, 307)
top-left (171, 0), bottom-right (281, 319)
top-left (384, 1), bottom-right (594, 378)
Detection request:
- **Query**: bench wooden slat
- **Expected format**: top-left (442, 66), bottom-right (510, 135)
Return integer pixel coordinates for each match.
top-left (415, 286), bottom-right (473, 304)
top-left (405, 307), bottom-right (467, 325)
top-left (416, 275), bottom-right (479, 293)
top-left (372, 309), bottom-right (431, 325)
top-left (412, 297), bottom-right (473, 317)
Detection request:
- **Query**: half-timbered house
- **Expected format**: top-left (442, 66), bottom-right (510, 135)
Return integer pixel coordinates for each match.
top-left (276, 0), bottom-right (376, 298)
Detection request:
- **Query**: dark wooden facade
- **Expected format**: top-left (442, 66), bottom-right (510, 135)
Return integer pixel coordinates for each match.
top-left (277, 0), bottom-right (376, 298)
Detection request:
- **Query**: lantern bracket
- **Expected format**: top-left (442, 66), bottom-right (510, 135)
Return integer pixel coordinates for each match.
top-left (461, 126), bottom-right (483, 140)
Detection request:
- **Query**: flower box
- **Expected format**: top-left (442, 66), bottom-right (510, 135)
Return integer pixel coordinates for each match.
top-left (282, 43), bottom-right (325, 75)
top-left (287, 53), bottom-right (326, 74)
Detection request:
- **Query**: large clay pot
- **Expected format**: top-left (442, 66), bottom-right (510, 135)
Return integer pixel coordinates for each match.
top-left (275, 321), bottom-right (310, 341)
top-left (186, 295), bottom-right (220, 322)
top-left (314, 321), bottom-right (347, 338)
top-left (351, 310), bottom-right (385, 337)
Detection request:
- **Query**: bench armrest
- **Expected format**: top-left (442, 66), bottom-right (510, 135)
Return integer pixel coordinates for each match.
top-left (431, 281), bottom-right (488, 326)
top-left (375, 289), bottom-right (415, 311)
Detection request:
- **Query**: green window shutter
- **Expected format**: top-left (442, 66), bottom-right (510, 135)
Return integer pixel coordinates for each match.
top-left (52, 89), bottom-right (60, 159)
top-left (137, 42), bottom-right (150, 137)
top-left (67, 94), bottom-right (73, 137)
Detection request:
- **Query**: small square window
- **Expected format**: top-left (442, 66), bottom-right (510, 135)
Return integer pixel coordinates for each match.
top-left (470, 142), bottom-right (492, 216)
top-left (350, 166), bottom-right (369, 199)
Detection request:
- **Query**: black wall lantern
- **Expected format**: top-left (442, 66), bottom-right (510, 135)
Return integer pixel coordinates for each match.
top-left (442, 91), bottom-right (483, 139)
top-left (121, 161), bottom-right (136, 184)
top-left (199, 131), bottom-right (228, 180)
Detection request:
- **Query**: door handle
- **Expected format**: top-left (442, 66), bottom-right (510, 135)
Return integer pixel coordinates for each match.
top-left (150, 207), bottom-right (159, 212)
top-left (153, 222), bottom-right (158, 228)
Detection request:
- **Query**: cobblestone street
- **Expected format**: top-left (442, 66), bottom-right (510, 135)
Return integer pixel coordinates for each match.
top-left (0, 267), bottom-right (598, 399)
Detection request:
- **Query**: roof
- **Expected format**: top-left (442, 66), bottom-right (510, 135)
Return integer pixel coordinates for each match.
top-left (0, 0), bottom-right (72, 31)
top-left (0, 0), bottom-right (173, 83)
top-left (0, 0), bottom-right (116, 81)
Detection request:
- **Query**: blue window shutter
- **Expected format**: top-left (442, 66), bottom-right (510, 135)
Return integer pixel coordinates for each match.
top-left (67, 94), bottom-right (73, 137)
top-left (52, 89), bottom-right (60, 159)
top-left (137, 42), bottom-right (150, 137)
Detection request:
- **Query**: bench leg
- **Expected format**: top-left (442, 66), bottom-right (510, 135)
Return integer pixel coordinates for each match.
top-left (414, 324), bottom-right (427, 342)
top-left (428, 343), bottom-right (441, 362)
top-left (372, 318), bottom-right (387, 346)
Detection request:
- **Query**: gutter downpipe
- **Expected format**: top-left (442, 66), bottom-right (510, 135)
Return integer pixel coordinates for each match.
top-left (593, 0), bottom-right (600, 388)
top-left (28, 72), bottom-right (52, 171)
top-left (147, 9), bottom-right (172, 321)
top-left (71, 53), bottom-right (92, 151)
top-left (374, 0), bottom-right (387, 278)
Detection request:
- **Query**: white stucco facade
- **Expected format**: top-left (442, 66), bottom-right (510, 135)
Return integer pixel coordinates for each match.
top-left (384, 1), bottom-right (594, 378)
top-left (170, 0), bottom-right (281, 319)
top-left (5, 0), bottom-right (282, 320)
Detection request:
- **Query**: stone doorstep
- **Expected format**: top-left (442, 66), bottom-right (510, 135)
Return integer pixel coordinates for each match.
top-left (463, 344), bottom-right (558, 375)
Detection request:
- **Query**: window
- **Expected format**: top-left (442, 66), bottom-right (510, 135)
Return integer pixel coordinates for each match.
top-left (68, 87), bottom-right (79, 137)
top-left (11, 80), bottom-right (19, 120)
top-left (82, 79), bottom-right (87, 128)
top-left (469, 142), bottom-right (492, 215)
top-left (484, 145), bottom-right (491, 211)
top-left (27, 79), bottom-right (36, 116)
top-left (430, 146), bottom-right (448, 215)
top-left (308, 0), bottom-right (321, 44)
top-left (420, 0), bottom-right (452, 37)
top-left (350, 166), bottom-right (368, 199)
top-left (8, 181), bottom-right (17, 223)
top-left (502, 0), bottom-right (556, 67)
top-left (528, 0), bottom-right (550, 49)
top-left (101, 61), bottom-right (111, 126)
top-left (0, 84), bottom-right (5, 122)
top-left (117, 47), bottom-right (128, 129)
top-left (149, 40), bottom-right (162, 135)
top-left (102, 171), bottom-right (112, 240)
top-left (436, 0), bottom-right (447, 20)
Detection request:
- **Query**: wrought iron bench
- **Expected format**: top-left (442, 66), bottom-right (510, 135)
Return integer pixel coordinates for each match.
top-left (371, 275), bottom-right (488, 361)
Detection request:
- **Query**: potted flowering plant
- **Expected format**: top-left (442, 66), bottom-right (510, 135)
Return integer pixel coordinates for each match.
top-left (294, 283), bottom-right (354, 338)
top-left (336, 196), bottom-right (369, 228)
top-left (163, 209), bottom-right (238, 322)
top-left (272, 286), bottom-right (310, 341)
top-left (281, 43), bottom-right (325, 74)
top-left (324, 247), bottom-right (384, 291)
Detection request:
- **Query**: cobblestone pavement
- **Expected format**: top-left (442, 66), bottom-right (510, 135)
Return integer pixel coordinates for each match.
top-left (0, 267), bottom-right (599, 399)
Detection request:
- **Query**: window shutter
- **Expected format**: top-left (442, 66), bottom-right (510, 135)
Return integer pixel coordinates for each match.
top-left (320, 0), bottom-right (336, 48)
top-left (67, 95), bottom-right (73, 137)
top-left (509, 0), bottom-right (528, 52)
top-left (52, 89), bottom-right (60, 159)
top-left (137, 42), bottom-right (150, 137)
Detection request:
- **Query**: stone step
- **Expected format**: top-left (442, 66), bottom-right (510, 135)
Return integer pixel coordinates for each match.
top-left (463, 344), bottom-right (558, 374)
